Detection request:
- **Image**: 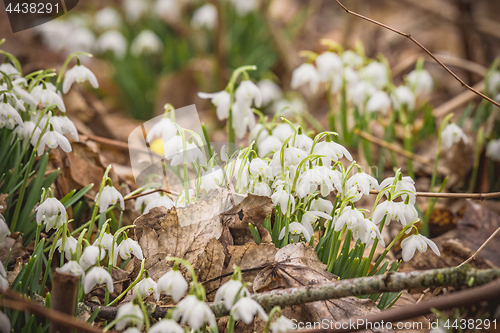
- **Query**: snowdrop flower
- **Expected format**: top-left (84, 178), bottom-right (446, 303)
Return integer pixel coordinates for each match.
top-left (380, 175), bottom-right (416, 205)
top-left (198, 90), bottom-right (231, 120)
top-left (250, 123), bottom-right (268, 143)
top-left (155, 0), bottom-right (181, 21)
top-left (79, 245), bottom-right (104, 270)
top-left (14, 121), bottom-right (39, 141)
top-left (406, 69), bottom-right (433, 97)
top-left (487, 71), bottom-right (500, 96)
top-left (341, 50), bottom-right (363, 69)
top-left (272, 123), bottom-right (294, 141)
top-left (361, 62), bottom-right (388, 89)
top-left (343, 67), bottom-right (360, 87)
top-left (12, 79), bottom-right (36, 108)
top-left (0, 63), bottom-right (20, 79)
top-left (0, 210), bottom-right (10, 245)
top-left (131, 30), bottom-right (163, 57)
top-left (96, 30), bottom-right (127, 59)
top-left (0, 311), bottom-right (10, 333)
top-left (36, 197), bottom-right (67, 230)
top-left (32, 130), bottom-right (72, 156)
top-left (366, 91), bottom-right (391, 113)
top-left (96, 185), bottom-right (125, 213)
top-left (173, 295), bottom-right (217, 330)
top-left (257, 79), bottom-right (283, 105)
top-left (271, 187), bottom-right (295, 212)
top-left (45, 115), bottom-right (79, 141)
top-left (349, 81), bottom-right (376, 110)
top-left (231, 0), bottom-right (259, 15)
top-left (134, 189), bottom-right (161, 211)
top-left (258, 135), bottom-right (282, 157)
top-left (31, 85), bottom-right (66, 112)
top-left (133, 277), bottom-right (158, 299)
top-left (202, 167), bottom-right (225, 191)
top-left (486, 138), bottom-right (500, 161)
top-left (345, 172), bottom-right (379, 197)
top-left (231, 102), bottom-right (255, 138)
top-left (441, 123), bottom-right (468, 148)
top-left (117, 238), bottom-right (144, 261)
top-left (175, 189), bottom-right (197, 208)
top-left (62, 64), bottom-right (99, 94)
top-left (391, 86), bottom-right (415, 110)
top-left (155, 268), bottom-right (188, 302)
top-left (313, 140), bottom-right (352, 164)
top-left (371, 200), bottom-right (407, 226)
top-left (283, 146), bottom-right (308, 166)
top-left (236, 80), bottom-right (262, 113)
top-left (124, 0), bottom-right (148, 22)
top-left (83, 266), bottom-right (114, 293)
top-left (296, 167), bottom-right (334, 198)
top-left (310, 197), bottom-right (333, 215)
top-left (291, 63), bottom-right (320, 93)
top-left (301, 211), bottom-right (332, 236)
top-left (95, 7), bottom-right (122, 31)
top-left (292, 133), bottom-right (313, 152)
top-left (56, 236), bottom-right (79, 261)
top-left (144, 195), bottom-right (175, 214)
top-left (146, 117), bottom-right (177, 144)
top-left (191, 4), bottom-right (218, 29)
top-left (0, 260), bottom-right (7, 292)
top-left (401, 233), bottom-right (440, 261)
top-left (270, 315), bottom-right (295, 333)
top-left (316, 52), bottom-right (343, 83)
top-left (57, 261), bottom-right (85, 278)
top-left (93, 233), bottom-right (114, 255)
top-left (273, 98), bottom-right (305, 117)
top-left (249, 158), bottom-right (269, 178)
top-left (115, 302), bottom-right (144, 331)
top-left (215, 279), bottom-right (249, 310)
top-left (279, 222), bottom-right (311, 243)
top-left (164, 135), bottom-right (205, 166)
top-left (252, 182), bottom-right (272, 197)
top-left (0, 102), bottom-right (23, 130)
top-left (334, 206), bottom-right (365, 231)
top-left (148, 319), bottom-right (184, 333)
top-left (353, 218), bottom-right (385, 247)
top-left (230, 297), bottom-right (269, 324)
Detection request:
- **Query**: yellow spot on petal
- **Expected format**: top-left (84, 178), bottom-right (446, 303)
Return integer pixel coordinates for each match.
top-left (151, 138), bottom-right (165, 155)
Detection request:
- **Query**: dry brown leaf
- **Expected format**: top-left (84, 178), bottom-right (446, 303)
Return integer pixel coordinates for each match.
top-left (253, 243), bottom-right (389, 333)
top-left (0, 236), bottom-right (26, 267)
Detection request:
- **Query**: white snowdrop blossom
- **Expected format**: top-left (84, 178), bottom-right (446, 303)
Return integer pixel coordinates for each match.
top-left (487, 71), bottom-right (500, 95)
top-left (155, 268), bottom-right (188, 302)
top-left (79, 245), bottom-right (105, 270)
top-left (94, 232), bottom-right (115, 254)
top-left (134, 189), bottom-right (161, 211)
top-left (279, 222), bottom-right (311, 243)
top-left (32, 129), bottom-right (72, 156)
top-left (124, 0), bottom-right (148, 22)
top-left (249, 158), bottom-right (270, 178)
top-left (252, 182), bottom-right (272, 196)
top-left (173, 295), bottom-right (217, 330)
top-left (313, 140), bottom-right (353, 164)
top-left (155, 0), bottom-right (181, 21)
top-left (214, 279), bottom-right (249, 310)
top-left (133, 277), bottom-right (158, 299)
top-left (144, 195), bottom-right (175, 214)
top-left (250, 123), bottom-right (268, 143)
top-left (0, 260), bottom-right (7, 292)
top-left (83, 266), bottom-right (114, 293)
top-left (96, 185), bottom-right (125, 213)
top-left (45, 116), bottom-right (79, 141)
top-left (380, 176), bottom-right (416, 205)
top-left (301, 211), bottom-right (332, 236)
top-left (366, 91), bottom-right (391, 113)
top-left (345, 172), bottom-right (379, 198)
top-left (257, 79), bottom-right (283, 105)
top-left (191, 4), bottom-right (218, 29)
top-left (236, 80), bottom-right (262, 113)
top-left (175, 189), bottom-right (197, 208)
top-left (292, 133), bottom-right (313, 152)
top-left (0, 210), bottom-right (10, 245)
top-left (391, 86), bottom-right (415, 110)
top-left (0, 102), bottom-right (23, 130)
top-left (361, 62), bottom-right (388, 89)
top-left (57, 261), bottom-right (85, 278)
top-left (35, 197), bottom-right (67, 231)
top-left (310, 197), bottom-right (333, 215)
top-left (0, 311), bottom-right (10, 333)
top-left (163, 135), bottom-right (206, 166)
top-left (258, 135), bottom-right (282, 158)
top-left (334, 206), bottom-right (365, 231)
top-left (401, 234), bottom-right (440, 261)
top-left (115, 302), bottom-right (144, 331)
top-left (272, 123), bottom-right (294, 141)
top-left (146, 117), bottom-right (177, 144)
top-left (291, 63), bottom-right (320, 93)
top-left (441, 123), bottom-right (468, 148)
top-left (96, 30), bottom-right (127, 59)
top-left (13, 121), bottom-right (38, 141)
top-left (349, 81), bottom-right (376, 110)
top-left (62, 64), bottom-right (99, 94)
top-left (341, 50), bottom-right (363, 69)
top-left (371, 200), bottom-right (407, 226)
top-left (273, 98), bottom-right (305, 117)
top-left (230, 297), bottom-right (269, 324)
top-left (0, 63), bottom-right (20, 78)
top-left (352, 218), bottom-right (385, 247)
top-left (198, 91), bottom-right (231, 120)
top-left (231, 0), bottom-right (259, 15)
top-left (231, 101), bottom-right (255, 138)
top-left (31, 85), bottom-right (66, 112)
top-left (486, 138), bottom-right (500, 162)
top-left (270, 315), bottom-right (295, 333)
top-left (56, 236), bottom-right (79, 261)
top-left (148, 319), bottom-right (184, 333)
top-left (315, 52), bottom-right (343, 83)
top-left (95, 7), bottom-right (122, 31)
top-left (131, 30), bottom-right (163, 57)
top-left (406, 69), bottom-right (433, 97)
top-left (202, 167), bottom-right (225, 191)
top-left (117, 238), bottom-right (144, 261)
top-left (271, 187), bottom-right (295, 213)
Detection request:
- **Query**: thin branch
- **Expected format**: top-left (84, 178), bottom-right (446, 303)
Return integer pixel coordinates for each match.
top-left (124, 188), bottom-right (179, 201)
top-left (295, 277), bottom-right (500, 333)
top-left (369, 189), bottom-right (500, 200)
top-left (2, 289), bottom-right (102, 333)
top-left (334, 0), bottom-right (500, 109)
top-left (458, 226), bottom-right (500, 267)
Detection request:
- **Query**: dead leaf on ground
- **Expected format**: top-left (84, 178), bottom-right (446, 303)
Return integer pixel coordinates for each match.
top-left (0, 236), bottom-right (27, 268)
top-left (392, 291), bottom-right (429, 333)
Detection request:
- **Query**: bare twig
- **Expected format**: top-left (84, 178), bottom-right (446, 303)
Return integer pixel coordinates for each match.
top-left (458, 226), bottom-right (500, 268)
top-left (333, 0), bottom-right (500, 108)
top-left (2, 289), bottom-right (102, 333)
top-left (295, 277), bottom-right (500, 333)
top-left (369, 189), bottom-right (500, 200)
top-left (124, 188), bottom-right (179, 201)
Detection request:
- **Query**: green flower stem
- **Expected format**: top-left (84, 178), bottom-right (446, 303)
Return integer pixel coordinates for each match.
top-left (55, 51), bottom-right (93, 89)
top-left (227, 315), bottom-right (236, 333)
top-left (40, 227), bottom-right (63, 292)
top-left (167, 257), bottom-right (198, 284)
top-left (86, 165), bottom-right (112, 242)
top-left (107, 259), bottom-right (145, 306)
top-left (363, 216), bottom-right (386, 276)
top-left (263, 306), bottom-right (282, 333)
top-left (137, 294), bottom-right (150, 331)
